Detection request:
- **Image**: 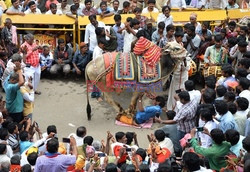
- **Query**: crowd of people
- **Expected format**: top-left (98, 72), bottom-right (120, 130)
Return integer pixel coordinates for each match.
top-left (0, 0), bottom-right (249, 172)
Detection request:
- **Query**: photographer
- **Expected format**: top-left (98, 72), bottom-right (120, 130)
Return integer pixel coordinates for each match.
top-left (190, 128), bottom-right (230, 171)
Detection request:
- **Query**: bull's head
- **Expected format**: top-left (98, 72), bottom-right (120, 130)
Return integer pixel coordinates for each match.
top-left (163, 42), bottom-right (187, 60)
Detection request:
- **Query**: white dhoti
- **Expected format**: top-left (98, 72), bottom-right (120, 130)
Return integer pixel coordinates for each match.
top-left (167, 59), bottom-right (190, 111)
top-left (24, 65), bottom-right (41, 91)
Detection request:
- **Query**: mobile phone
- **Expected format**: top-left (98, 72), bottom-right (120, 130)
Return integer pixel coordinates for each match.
top-left (196, 127), bottom-right (204, 132)
top-left (175, 89), bottom-right (182, 94)
top-left (62, 138), bottom-right (70, 143)
top-left (126, 148), bottom-right (132, 152)
top-left (98, 153), bottom-right (106, 157)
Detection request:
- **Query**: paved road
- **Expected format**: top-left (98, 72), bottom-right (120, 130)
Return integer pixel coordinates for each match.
top-left (33, 78), bottom-right (163, 148)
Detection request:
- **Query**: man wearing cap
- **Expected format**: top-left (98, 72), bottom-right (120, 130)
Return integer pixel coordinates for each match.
top-left (72, 42), bottom-right (93, 78)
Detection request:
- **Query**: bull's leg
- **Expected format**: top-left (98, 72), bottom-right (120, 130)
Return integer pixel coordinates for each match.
top-left (126, 92), bottom-right (140, 114)
top-left (104, 92), bottom-right (125, 114)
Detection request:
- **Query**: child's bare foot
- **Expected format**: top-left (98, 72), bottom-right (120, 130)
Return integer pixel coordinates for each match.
top-left (132, 120), bottom-right (140, 127)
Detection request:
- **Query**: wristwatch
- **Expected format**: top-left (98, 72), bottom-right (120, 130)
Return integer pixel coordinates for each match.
top-left (138, 99), bottom-right (142, 102)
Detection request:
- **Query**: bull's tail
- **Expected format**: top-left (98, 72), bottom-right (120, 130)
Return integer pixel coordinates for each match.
top-left (85, 68), bottom-right (92, 121)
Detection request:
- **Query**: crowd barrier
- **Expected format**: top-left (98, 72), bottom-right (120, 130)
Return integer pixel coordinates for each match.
top-left (1, 14), bottom-right (76, 49)
top-left (1, 9), bottom-right (249, 50)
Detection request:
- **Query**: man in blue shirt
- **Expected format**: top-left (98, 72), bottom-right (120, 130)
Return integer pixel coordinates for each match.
top-left (135, 93), bottom-right (165, 124)
top-left (72, 42), bottom-right (92, 78)
top-left (214, 100), bottom-right (238, 133)
top-left (4, 58), bottom-right (24, 123)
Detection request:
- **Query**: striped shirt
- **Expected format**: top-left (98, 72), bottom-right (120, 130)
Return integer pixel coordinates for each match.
top-left (8, 133), bottom-right (19, 150)
top-left (174, 99), bottom-right (198, 133)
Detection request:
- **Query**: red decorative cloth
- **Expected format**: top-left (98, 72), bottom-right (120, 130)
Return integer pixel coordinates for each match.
top-left (103, 52), bottom-right (117, 88)
top-left (133, 37), bottom-right (161, 66)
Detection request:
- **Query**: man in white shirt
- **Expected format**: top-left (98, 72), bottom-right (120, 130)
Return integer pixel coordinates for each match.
top-left (24, 1), bottom-right (41, 34)
top-left (91, 37), bottom-right (106, 101)
top-left (0, 144), bottom-right (10, 165)
top-left (122, 19), bottom-right (139, 53)
top-left (66, 126), bottom-right (86, 154)
top-left (84, 14), bottom-right (105, 51)
top-left (93, 37), bottom-right (106, 60)
top-left (157, 5), bottom-right (173, 28)
top-left (199, 109), bottom-right (218, 148)
top-left (73, 0), bottom-right (85, 16)
top-left (184, 80), bottom-right (201, 104)
top-left (6, 0), bottom-right (25, 15)
top-left (183, 24), bottom-right (201, 60)
top-left (45, 3), bottom-right (63, 15)
top-left (142, 0), bottom-right (159, 13)
top-left (155, 130), bottom-right (174, 154)
top-left (0, 128), bottom-right (13, 158)
top-left (208, 0), bottom-right (227, 9)
top-left (234, 97), bottom-right (249, 136)
top-left (166, 0), bottom-right (186, 10)
top-left (237, 78), bottom-right (250, 109)
top-left (24, 1), bottom-right (41, 14)
top-left (57, 0), bottom-right (71, 14)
